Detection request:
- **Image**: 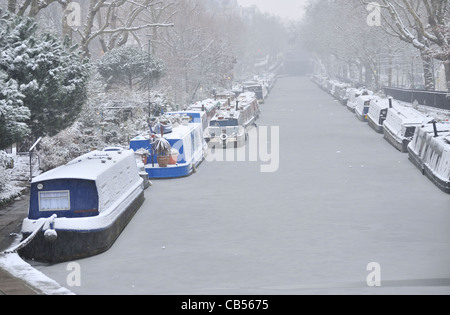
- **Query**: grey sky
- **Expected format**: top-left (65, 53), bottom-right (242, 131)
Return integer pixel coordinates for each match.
top-left (237, 0), bottom-right (307, 20)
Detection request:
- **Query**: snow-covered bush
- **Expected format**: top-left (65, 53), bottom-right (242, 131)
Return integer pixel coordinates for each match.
top-left (0, 70), bottom-right (30, 150)
top-left (37, 122), bottom-right (93, 172)
top-left (97, 46), bottom-right (165, 91)
top-left (0, 151), bottom-right (11, 193)
top-left (0, 150), bottom-right (19, 203)
top-left (0, 8), bottom-right (90, 139)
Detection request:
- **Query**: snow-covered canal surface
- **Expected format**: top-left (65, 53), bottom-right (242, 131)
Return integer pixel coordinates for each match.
top-left (33, 76), bottom-right (450, 294)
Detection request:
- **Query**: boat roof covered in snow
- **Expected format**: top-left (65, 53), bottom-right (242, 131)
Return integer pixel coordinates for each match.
top-left (189, 99), bottom-right (224, 112)
top-left (387, 105), bottom-right (431, 126)
top-left (236, 91), bottom-right (257, 105)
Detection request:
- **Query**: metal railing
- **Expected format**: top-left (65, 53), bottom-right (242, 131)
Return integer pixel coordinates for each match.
top-left (383, 87), bottom-right (450, 111)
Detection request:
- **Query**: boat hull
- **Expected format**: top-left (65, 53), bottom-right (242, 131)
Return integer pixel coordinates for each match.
top-left (367, 115), bottom-right (384, 134)
top-left (355, 110), bottom-right (368, 122)
top-left (383, 125), bottom-right (409, 153)
top-left (208, 133), bottom-right (246, 149)
top-left (18, 191), bottom-right (145, 264)
top-left (408, 146), bottom-right (450, 194)
top-left (145, 159), bottom-right (203, 179)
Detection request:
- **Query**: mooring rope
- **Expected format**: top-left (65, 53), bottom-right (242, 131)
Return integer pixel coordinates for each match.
top-left (2, 215), bottom-right (57, 255)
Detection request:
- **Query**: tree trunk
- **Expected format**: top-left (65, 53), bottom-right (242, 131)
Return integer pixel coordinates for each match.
top-left (387, 53), bottom-right (392, 87)
top-left (421, 51), bottom-right (435, 91)
top-left (364, 62), bottom-right (374, 87)
top-left (444, 62), bottom-right (450, 92)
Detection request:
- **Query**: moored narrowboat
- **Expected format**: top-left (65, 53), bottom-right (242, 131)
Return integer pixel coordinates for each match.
top-left (346, 88), bottom-right (372, 112)
top-left (18, 149), bottom-right (145, 263)
top-left (130, 112), bottom-right (207, 179)
top-left (367, 98), bottom-right (397, 133)
top-left (206, 92), bottom-right (260, 148)
top-left (408, 122), bottom-right (450, 194)
top-left (383, 105), bottom-right (432, 153)
top-left (242, 80), bottom-right (267, 104)
top-left (355, 95), bottom-right (380, 122)
top-left (188, 99), bottom-right (223, 134)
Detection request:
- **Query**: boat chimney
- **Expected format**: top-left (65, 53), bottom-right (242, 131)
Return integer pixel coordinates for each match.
top-left (213, 89), bottom-right (217, 101)
top-left (432, 120), bottom-right (439, 137)
top-left (202, 104), bottom-right (205, 112)
top-left (227, 98), bottom-right (231, 106)
top-left (235, 100), bottom-right (239, 111)
top-left (388, 97), bottom-right (393, 108)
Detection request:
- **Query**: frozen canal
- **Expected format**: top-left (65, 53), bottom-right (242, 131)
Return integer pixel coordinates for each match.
top-left (34, 76), bottom-right (450, 294)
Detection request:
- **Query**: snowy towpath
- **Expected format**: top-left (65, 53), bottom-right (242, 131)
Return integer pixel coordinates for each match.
top-left (34, 76), bottom-right (450, 294)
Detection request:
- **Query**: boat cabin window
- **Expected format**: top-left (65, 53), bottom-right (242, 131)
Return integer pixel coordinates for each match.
top-left (245, 86), bottom-right (262, 92)
top-left (210, 119), bottom-right (239, 127)
top-left (405, 127), bottom-right (416, 138)
top-left (39, 190), bottom-right (71, 211)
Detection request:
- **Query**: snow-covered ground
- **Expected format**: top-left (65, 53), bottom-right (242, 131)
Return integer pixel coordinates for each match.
top-left (7, 76), bottom-right (450, 295)
top-left (0, 235), bottom-right (73, 295)
top-left (0, 153), bottom-right (30, 205)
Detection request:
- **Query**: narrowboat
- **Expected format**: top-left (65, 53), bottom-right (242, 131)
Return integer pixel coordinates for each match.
top-left (346, 88), bottom-right (373, 112)
top-left (242, 80), bottom-right (267, 104)
top-left (130, 112), bottom-right (207, 179)
top-left (367, 98), bottom-right (397, 133)
top-left (355, 95), bottom-right (381, 122)
top-left (188, 99), bottom-right (224, 133)
top-left (18, 149), bottom-right (145, 263)
top-left (258, 73), bottom-right (276, 93)
top-left (331, 82), bottom-right (350, 105)
top-left (206, 92), bottom-right (260, 148)
top-left (311, 74), bottom-right (328, 91)
top-left (213, 90), bottom-right (236, 102)
top-left (408, 121), bottom-right (450, 194)
top-left (383, 105), bottom-right (432, 153)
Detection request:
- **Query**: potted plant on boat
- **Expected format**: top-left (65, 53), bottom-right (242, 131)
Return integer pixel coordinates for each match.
top-left (135, 148), bottom-right (150, 165)
top-left (153, 135), bottom-right (171, 167)
top-left (169, 148), bottom-right (179, 165)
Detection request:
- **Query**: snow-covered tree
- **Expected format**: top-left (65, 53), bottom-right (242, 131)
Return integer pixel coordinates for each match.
top-left (159, 0), bottom-right (237, 104)
top-left (0, 8), bottom-right (90, 139)
top-left (0, 70), bottom-right (30, 149)
top-left (377, 0), bottom-right (450, 90)
top-left (97, 45), bottom-right (165, 90)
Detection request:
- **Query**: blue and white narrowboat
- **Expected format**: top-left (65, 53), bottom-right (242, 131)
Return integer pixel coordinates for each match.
top-left (188, 99), bottom-right (223, 133)
top-left (206, 92), bottom-right (260, 148)
top-left (408, 121), bottom-right (450, 194)
top-left (383, 105), bottom-right (432, 153)
top-left (355, 95), bottom-right (380, 122)
top-left (18, 149), bottom-right (145, 263)
top-left (130, 112), bottom-right (207, 179)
